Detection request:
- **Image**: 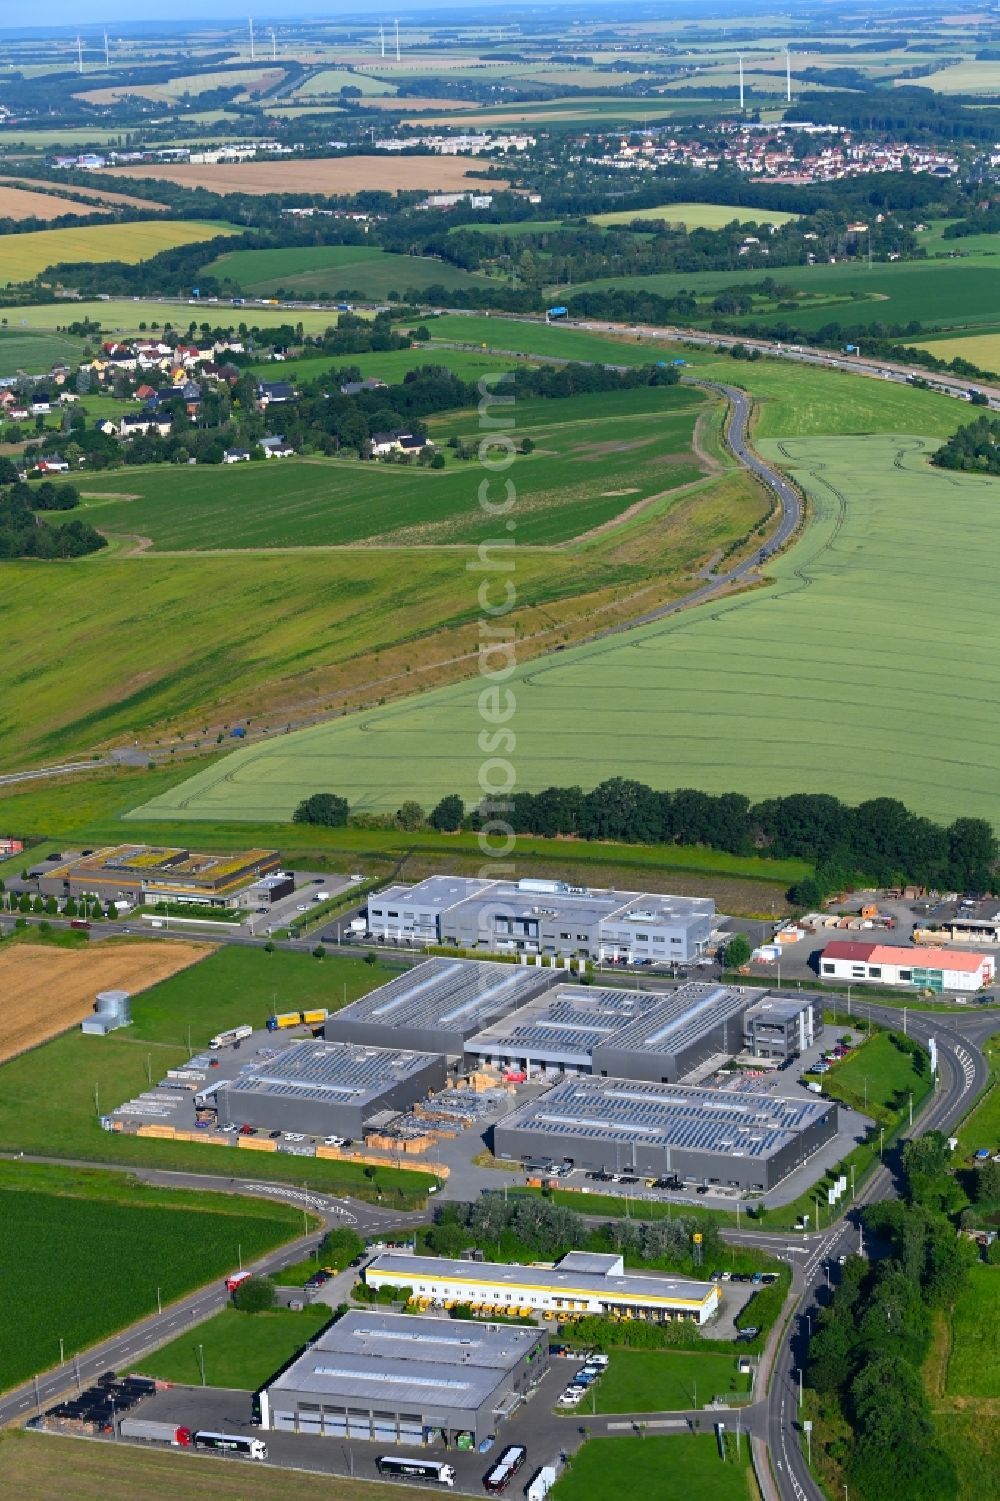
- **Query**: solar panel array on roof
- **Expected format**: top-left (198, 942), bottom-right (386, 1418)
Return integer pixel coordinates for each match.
top-left (467, 984), bottom-right (665, 1064)
top-left (500, 1076), bottom-right (832, 1159)
top-left (219, 1040), bottom-right (434, 1107)
top-left (606, 982), bottom-right (747, 1055)
top-left (327, 958), bottom-right (549, 1037)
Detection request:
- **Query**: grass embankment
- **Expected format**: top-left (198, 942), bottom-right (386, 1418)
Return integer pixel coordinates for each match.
top-left (134, 1305), bottom-right (330, 1390)
top-left (551, 1435), bottom-right (754, 1501)
top-left (954, 1033), bottom-right (1000, 1159)
top-left (0, 1430), bottom-right (430, 1501)
top-left (0, 1161), bottom-right (307, 1392)
top-left (0, 947), bottom-right (435, 1204)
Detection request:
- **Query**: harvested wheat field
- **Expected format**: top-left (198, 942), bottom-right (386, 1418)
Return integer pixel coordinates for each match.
top-left (6, 177), bottom-right (169, 212)
top-left (0, 940), bottom-right (213, 1062)
top-left (0, 185), bottom-right (110, 221)
top-left (113, 154), bottom-right (508, 197)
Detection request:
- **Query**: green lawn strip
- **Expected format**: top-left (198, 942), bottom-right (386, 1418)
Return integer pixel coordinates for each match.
top-left (0, 1162), bottom-right (306, 1392)
top-left (133, 1305), bottom-right (330, 1390)
top-left (550, 1435), bottom-right (752, 1501)
top-left (954, 1033), bottom-right (1000, 1159)
top-left (0, 947), bottom-right (436, 1204)
top-left (585, 1348), bottom-right (751, 1412)
top-left (943, 1264), bottom-right (1000, 1399)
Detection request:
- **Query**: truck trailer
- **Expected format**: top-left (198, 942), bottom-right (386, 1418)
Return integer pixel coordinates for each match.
top-left (119, 1417), bottom-right (192, 1446)
top-left (210, 1024), bottom-right (253, 1049)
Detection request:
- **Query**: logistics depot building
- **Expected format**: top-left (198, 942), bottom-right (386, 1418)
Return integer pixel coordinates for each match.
top-left (820, 940), bottom-right (995, 994)
top-left (364, 1250), bottom-right (720, 1326)
top-left (494, 1076), bottom-right (837, 1191)
top-left (258, 1310), bottom-right (548, 1446)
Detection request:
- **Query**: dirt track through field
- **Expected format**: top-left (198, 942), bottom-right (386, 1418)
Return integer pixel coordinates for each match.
top-left (0, 940), bottom-right (214, 1062)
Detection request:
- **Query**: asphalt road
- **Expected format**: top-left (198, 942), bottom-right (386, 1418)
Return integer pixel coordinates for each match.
top-left (761, 1008), bottom-right (993, 1501)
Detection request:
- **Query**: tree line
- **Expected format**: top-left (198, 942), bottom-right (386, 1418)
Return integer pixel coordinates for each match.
top-left (805, 1131), bottom-right (979, 1501)
top-left (295, 779), bottom-right (998, 900)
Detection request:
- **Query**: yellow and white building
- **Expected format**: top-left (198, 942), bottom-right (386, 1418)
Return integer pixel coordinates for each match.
top-left (364, 1249), bottom-right (720, 1325)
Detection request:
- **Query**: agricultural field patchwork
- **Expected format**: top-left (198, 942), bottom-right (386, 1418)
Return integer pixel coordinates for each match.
top-left (78, 386), bottom-right (706, 551)
top-left (0, 185), bottom-right (112, 221)
top-left (0, 221), bottom-right (238, 285)
top-left (135, 433), bottom-right (1000, 827)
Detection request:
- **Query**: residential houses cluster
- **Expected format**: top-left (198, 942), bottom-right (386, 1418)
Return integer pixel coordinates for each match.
top-left (582, 123), bottom-right (958, 184)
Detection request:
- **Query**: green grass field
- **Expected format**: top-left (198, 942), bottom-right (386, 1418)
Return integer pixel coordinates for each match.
top-left (812, 1031), bottom-right (925, 1127)
top-left (0, 1428), bottom-right (430, 1501)
top-left (551, 1435), bottom-right (753, 1501)
top-left (427, 314), bottom-right (659, 363)
top-left (587, 1349), bottom-right (751, 1412)
top-left (135, 1304), bottom-right (329, 1389)
top-left (203, 244), bottom-right (493, 299)
top-left (0, 223), bottom-right (238, 286)
top-left (567, 256), bottom-right (1000, 335)
top-left (139, 431), bottom-right (1000, 827)
top-left (591, 202), bottom-right (797, 229)
top-left (0, 946), bottom-right (434, 1199)
top-left (944, 1264), bottom-right (1000, 1398)
top-left (0, 326), bottom-right (85, 377)
top-left (0, 1161), bottom-right (303, 1392)
top-left (244, 346), bottom-right (527, 385)
top-left (78, 386), bottom-right (705, 551)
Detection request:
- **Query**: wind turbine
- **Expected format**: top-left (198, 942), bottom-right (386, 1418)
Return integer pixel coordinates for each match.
top-left (249, 17), bottom-right (256, 62)
top-left (76, 35), bottom-right (83, 74)
top-left (785, 46), bottom-right (791, 103)
top-left (270, 27), bottom-right (276, 61)
top-left (738, 53), bottom-right (744, 111)
top-left (379, 22), bottom-right (385, 58)
top-left (395, 18), bottom-right (400, 63)
top-left (103, 31), bottom-right (110, 67)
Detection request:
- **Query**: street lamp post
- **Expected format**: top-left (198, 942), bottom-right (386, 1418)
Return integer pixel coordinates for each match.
top-left (197, 1344), bottom-right (206, 1387)
top-left (59, 1337), bottom-right (64, 1365)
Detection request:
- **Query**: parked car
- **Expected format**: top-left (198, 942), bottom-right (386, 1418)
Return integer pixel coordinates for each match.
top-left (478, 1435), bottom-right (496, 1453)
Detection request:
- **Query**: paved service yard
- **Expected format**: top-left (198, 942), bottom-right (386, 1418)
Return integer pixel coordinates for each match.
top-left (116, 1361), bottom-right (579, 1493)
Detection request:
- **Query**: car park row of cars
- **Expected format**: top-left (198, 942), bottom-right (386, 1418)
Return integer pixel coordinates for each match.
top-left (555, 1352), bottom-right (609, 1409)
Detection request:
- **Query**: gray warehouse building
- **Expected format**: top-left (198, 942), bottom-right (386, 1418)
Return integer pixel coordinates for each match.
top-left (365, 876), bottom-right (715, 964)
top-left (742, 993), bottom-right (824, 1061)
top-left (493, 1076), bottom-right (837, 1191)
top-left (466, 981), bottom-right (749, 1084)
top-left (258, 1310), bottom-right (548, 1445)
top-left (213, 1040), bottom-right (446, 1139)
top-left (324, 958), bottom-right (552, 1056)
